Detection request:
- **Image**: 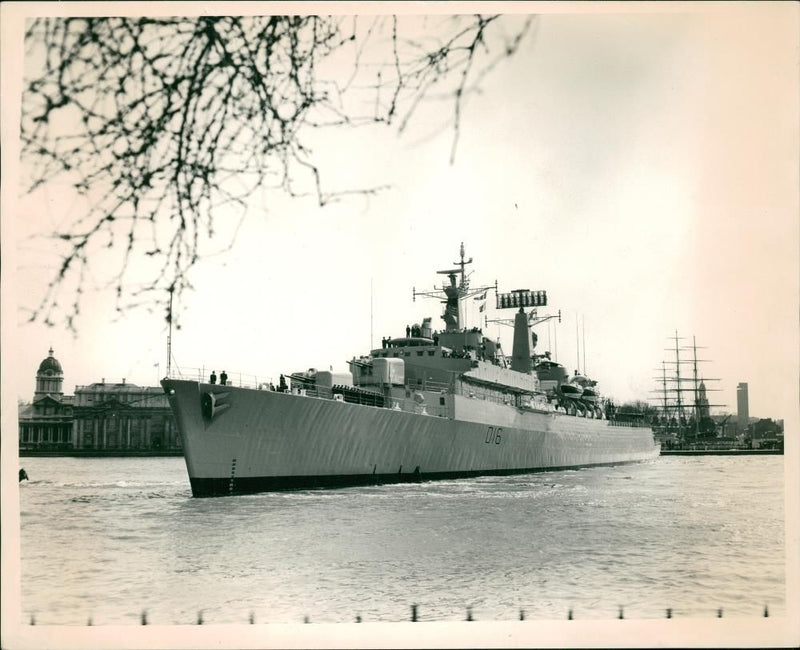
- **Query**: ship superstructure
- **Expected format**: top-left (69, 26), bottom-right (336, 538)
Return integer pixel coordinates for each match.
top-left (163, 244), bottom-right (659, 496)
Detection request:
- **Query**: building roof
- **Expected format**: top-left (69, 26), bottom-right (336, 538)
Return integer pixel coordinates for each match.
top-left (37, 347), bottom-right (63, 374)
top-left (33, 394), bottom-right (67, 406)
top-left (75, 382), bottom-right (162, 394)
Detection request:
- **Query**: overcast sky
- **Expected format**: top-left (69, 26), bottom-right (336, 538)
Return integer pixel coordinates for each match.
top-left (3, 3), bottom-right (798, 422)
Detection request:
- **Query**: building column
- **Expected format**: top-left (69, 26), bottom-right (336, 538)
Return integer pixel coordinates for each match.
top-left (126, 418), bottom-right (131, 449)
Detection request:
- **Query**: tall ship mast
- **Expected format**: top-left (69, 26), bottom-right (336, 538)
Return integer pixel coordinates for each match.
top-left (652, 331), bottom-right (723, 446)
top-left (163, 244), bottom-right (659, 497)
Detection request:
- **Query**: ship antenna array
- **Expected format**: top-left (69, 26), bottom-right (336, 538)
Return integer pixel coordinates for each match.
top-left (485, 308), bottom-right (561, 330)
top-left (413, 280), bottom-right (498, 302)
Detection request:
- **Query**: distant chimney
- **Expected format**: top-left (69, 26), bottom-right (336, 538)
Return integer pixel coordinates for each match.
top-left (122, 378), bottom-right (126, 385)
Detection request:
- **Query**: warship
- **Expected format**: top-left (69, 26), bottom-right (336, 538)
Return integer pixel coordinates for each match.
top-left (162, 244), bottom-right (659, 497)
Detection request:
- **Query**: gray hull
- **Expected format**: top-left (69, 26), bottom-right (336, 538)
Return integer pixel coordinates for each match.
top-left (163, 379), bottom-right (660, 497)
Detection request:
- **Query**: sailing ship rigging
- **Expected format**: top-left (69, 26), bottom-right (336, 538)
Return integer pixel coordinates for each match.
top-left (652, 332), bottom-right (724, 445)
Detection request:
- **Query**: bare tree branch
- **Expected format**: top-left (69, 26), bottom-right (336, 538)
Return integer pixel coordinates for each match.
top-left (20, 14), bottom-right (534, 331)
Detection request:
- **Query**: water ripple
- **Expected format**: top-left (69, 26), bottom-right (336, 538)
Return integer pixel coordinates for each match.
top-left (18, 455), bottom-right (785, 625)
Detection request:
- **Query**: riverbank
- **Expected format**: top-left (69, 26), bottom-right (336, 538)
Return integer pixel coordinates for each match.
top-left (19, 450), bottom-right (183, 458)
top-left (660, 449), bottom-right (782, 456)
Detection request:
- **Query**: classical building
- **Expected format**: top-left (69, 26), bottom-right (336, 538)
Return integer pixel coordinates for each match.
top-left (19, 348), bottom-right (180, 453)
top-left (73, 380), bottom-right (178, 451)
top-left (18, 348), bottom-right (75, 450)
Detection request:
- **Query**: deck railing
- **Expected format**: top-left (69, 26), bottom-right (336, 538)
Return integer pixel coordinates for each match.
top-left (167, 367), bottom-right (651, 427)
top-left (165, 366), bottom-right (269, 390)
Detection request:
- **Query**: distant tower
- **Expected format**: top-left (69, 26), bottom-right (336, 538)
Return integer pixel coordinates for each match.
top-left (35, 347), bottom-right (64, 399)
top-left (697, 380), bottom-right (710, 419)
top-left (736, 383), bottom-right (749, 431)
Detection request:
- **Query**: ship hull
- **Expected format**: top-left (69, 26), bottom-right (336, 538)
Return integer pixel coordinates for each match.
top-left (163, 379), bottom-right (660, 497)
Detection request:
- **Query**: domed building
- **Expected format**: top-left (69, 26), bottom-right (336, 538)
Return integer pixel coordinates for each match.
top-left (19, 348), bottom-right (181, 453)
top-left (18, 348), bottom-right (74, 450)
top-left (35, 347), bottom-right (64, 398)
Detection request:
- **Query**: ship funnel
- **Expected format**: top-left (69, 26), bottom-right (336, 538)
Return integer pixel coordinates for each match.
top-left (421, 317), bottom-right (432, 339)
top-left (511, 308), bottom-right (532, 373)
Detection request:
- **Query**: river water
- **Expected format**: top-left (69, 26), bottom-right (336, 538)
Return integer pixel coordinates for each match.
top-left (17, 455), bottom-right (785, 625)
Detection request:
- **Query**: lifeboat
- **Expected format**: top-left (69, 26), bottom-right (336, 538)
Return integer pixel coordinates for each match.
top-left (573, 374), bottom-right (599, 404)
top-left (559, 381), bottom-right (583, 398)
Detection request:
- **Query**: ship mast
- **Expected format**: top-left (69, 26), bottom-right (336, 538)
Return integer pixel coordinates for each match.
top-left (582, 317), bottom-right (587, 376)
top-left (654, 331), bottom-right (724, 444)
top-left (166, 286), bottom-right (173, 378)
top-left (413, 243), bottom-right (495, 332)
top-left (691, 336), bottom-right (700, 438)
top-left (455, 242), bottom-right (471, 293)
top-left (673, 331), bottom-right (684, 427)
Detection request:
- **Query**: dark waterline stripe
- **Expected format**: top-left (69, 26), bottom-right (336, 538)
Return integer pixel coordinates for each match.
top-left (189, 459), bottom-right (652, 497)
